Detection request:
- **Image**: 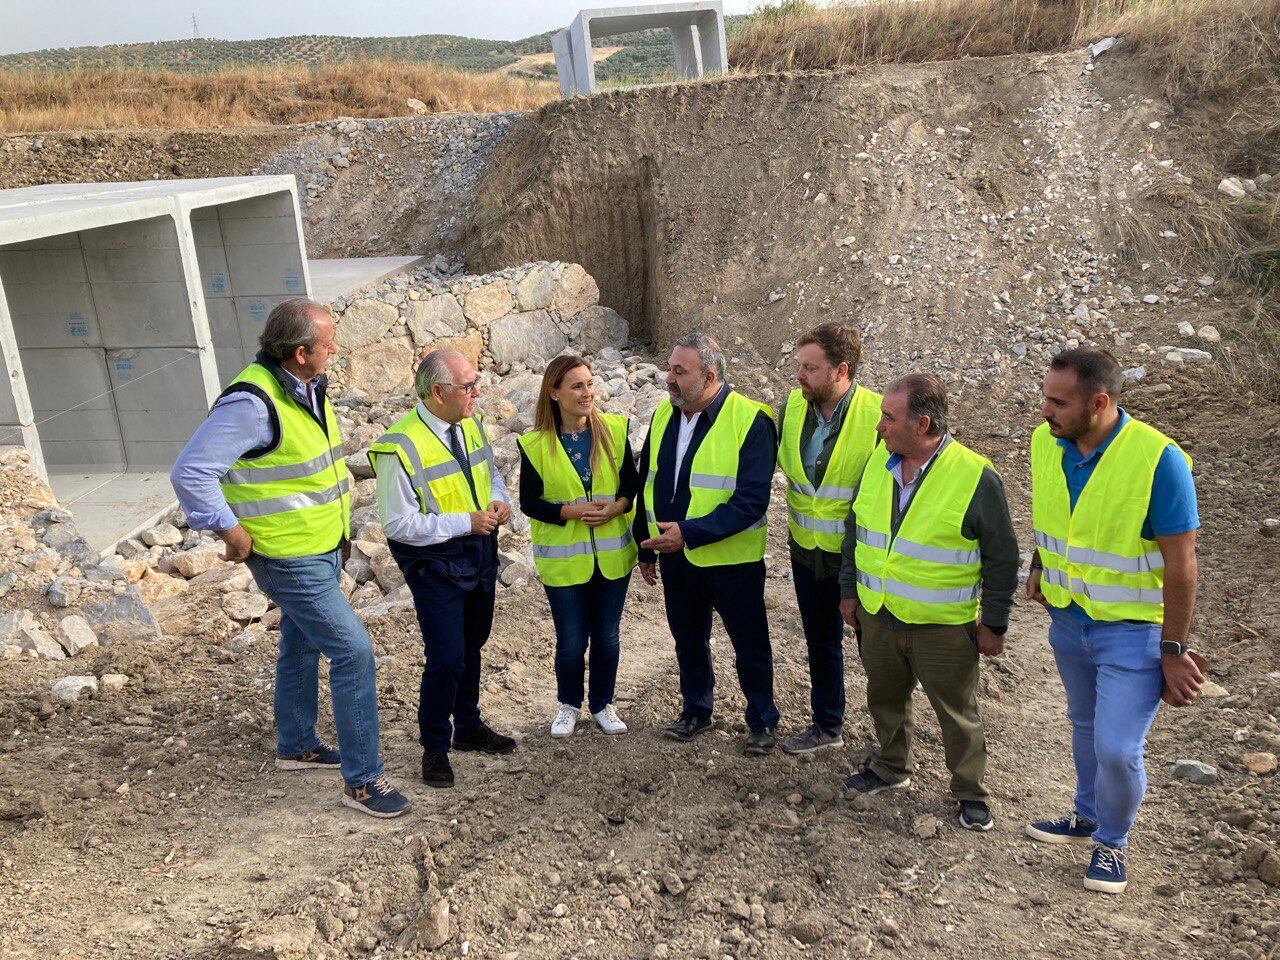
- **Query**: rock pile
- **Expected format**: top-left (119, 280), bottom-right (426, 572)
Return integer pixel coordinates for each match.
top-left (326, 260), bottom-right (629, 396)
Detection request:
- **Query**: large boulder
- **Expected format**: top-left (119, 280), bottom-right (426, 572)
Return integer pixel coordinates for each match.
top-left (336, 299), bottom-right (398, 350)
top-left (513, 265), bottom-right (556, 311)
top-left (344, 337), bottom-right (414, 394)
top-left (488, 310), bottom-right (568, 366)
top-left (407, 293), bottom-right (466, 345)
top-left (552, 263), bottom-right (599, 317)
top-left (428, 330), bottom-right (484, 369)
top-left (572, 305), bottom-right (630, 354)
top-left (463, 280), bottom-right (515, 327)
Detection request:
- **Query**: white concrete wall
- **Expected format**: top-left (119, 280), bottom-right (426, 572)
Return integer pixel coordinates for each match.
top-left (190, 191), bottom-right (306, 384)
top-left (0, 215), bottom-right (205, 471)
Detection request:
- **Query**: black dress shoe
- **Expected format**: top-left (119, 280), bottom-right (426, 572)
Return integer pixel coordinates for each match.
top-left (743, 727), bottom-right (777, 756)
top-left (661, 714), bottom-right (713, 742)
top-left (422, 750), bottom-right (454, 789)
top-left (452, 720), bottom-right (516, 755)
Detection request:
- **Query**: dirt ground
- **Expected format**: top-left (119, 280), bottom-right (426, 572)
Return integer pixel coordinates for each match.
top-left (1, 44), bottom-right (1278, 960)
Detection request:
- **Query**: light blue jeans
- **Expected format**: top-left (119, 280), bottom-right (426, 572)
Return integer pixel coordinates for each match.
top-left (1047, 607), bottom-right (1165, 848)
top-left (245, 549), bottom-right (383, 786)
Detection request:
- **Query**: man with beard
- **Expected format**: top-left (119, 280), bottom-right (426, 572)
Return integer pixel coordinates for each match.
top-left (369, 349), bottom-right (517, 789)
top-left (775, 323), bottom-right (882, 754)
top-left (1025, 348), bottom-right (1201, 894)
top-left (634, 332), bottom-right (780, 755)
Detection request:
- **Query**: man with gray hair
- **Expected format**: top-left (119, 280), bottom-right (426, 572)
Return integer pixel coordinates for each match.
top-left (171, 298), bottom-right (409, 818)
top-left (633, 332), bottom-right (781, 755)
top-left (837, 373), bottom-right (1018, 832)
top-left (369, 349), bottom-right (515, 790)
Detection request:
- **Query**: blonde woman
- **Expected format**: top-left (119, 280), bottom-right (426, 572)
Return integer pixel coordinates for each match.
top-left (517, 354), bottom-right (639, 738)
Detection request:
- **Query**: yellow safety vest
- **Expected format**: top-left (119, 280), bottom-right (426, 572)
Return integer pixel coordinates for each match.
top-left (368, 408), bottom-right (494, 519)
top-left (218, 363), bottom-right (351, 559)
top-left (643, 390), bottom-right (774, 568)
top-left (517, 414), bottom-right (638, 587)
top-left (1031, 418), bottom-right (1190, 624)
top-left (778, 385), bottom-right (882, 553)
top-left (852, 440), bottom-right (989, 625)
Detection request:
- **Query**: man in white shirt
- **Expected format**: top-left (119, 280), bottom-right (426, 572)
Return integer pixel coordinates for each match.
top-left (369, 350), bottom-right (515, 789)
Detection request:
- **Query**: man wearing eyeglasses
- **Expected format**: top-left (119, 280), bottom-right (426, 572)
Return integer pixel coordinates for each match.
top-left (369, 349), bottom-right (516, 789)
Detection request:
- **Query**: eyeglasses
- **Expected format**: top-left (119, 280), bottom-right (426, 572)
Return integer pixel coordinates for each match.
top-left (441, 379), bottom-right (480, 394)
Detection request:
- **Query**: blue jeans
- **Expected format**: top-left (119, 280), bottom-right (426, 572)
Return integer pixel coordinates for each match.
top-left (245, 549), bottom-right (383, 786)
top-left (1047, 607), bottom-right (1164, 847)
top-left (545, 567), bottom-right (631, 714)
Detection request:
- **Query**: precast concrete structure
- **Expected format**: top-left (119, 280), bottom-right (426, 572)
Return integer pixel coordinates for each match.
top-left (0, 176), bottom-right (309, 549)
top-left (552, 2), bottom-right (726, 97)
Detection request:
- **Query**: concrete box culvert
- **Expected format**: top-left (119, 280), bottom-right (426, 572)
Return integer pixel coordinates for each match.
top-left (0, 176), bottom-right (310, 551)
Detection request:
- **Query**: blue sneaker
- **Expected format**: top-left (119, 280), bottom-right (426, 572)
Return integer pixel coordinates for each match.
top-left (1083, 843), bottom-right (1128, 894)
top-left (342, 775), bottom-right (411, 819)
top-left (842, 764), bottom-right (910, 796)
top-left (276, 742), bottom-right (341, 771)
top-left (1025, 811), bottom-right (1098, 844)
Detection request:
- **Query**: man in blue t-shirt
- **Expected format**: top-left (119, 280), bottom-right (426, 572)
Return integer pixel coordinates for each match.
top-left (1024, 348), bottom-right (1202, 896)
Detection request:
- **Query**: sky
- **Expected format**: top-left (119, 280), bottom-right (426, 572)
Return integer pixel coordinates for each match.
top-left (0, 1), bottom-right (765, 55)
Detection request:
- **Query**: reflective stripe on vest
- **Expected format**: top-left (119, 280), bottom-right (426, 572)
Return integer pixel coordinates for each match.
top-left (778, 385), bottom-right (882, 553)
top-left (851, 440), bottom-right (989, 625)
top-left (368, 409), bottom-right (494, 518)
top-left (517, 413), bottom-right (638, 586)
top-left (643, 391), bottom-right (774, 567)
top-left (217, 363), bottom-right (351, 559)
top-left (1030, 418), bottom-right (1190, 624)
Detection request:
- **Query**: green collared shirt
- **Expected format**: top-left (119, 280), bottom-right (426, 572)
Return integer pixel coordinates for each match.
top-left (777, 384), bottom-right (855, 580)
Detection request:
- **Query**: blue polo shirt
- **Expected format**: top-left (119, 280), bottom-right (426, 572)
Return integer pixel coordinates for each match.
top-left (1057, 408), bottom-right (1198, 622)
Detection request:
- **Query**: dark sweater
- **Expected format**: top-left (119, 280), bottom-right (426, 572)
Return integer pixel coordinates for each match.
top-left (837, 438), bottom-right (1020, 631)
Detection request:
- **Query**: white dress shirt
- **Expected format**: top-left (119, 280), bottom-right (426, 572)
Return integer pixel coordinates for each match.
top-left (673, 409), bottom-right (702, 479)
top-left (372, 402), bottom-right (509, 547)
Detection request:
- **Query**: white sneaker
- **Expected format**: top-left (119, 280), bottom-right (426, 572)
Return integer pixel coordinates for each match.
top-left (592, 704), bottom-right (628, 735)
top-left (551, 705), bottom-right (579, 739)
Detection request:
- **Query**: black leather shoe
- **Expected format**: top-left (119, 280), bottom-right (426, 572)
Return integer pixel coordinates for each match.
top-left (452, 721), bottom-right (516, 755)
top-left (661, 714), bottom-right (713, 742)
top-left (743, 727), bottom-right (777, 756)
top-left (422, 750), bottom-right (454, 789)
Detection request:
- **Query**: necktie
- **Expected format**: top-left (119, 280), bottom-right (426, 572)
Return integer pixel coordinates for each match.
top-left (449, 424), bottom-right (479, 505)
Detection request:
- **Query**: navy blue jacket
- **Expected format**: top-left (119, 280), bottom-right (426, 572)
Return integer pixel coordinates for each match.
top-left (633, 384), bottom-right (777, 564)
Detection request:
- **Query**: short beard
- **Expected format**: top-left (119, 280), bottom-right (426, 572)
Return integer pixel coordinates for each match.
top-left (669, 387), bottom-right (687, 408)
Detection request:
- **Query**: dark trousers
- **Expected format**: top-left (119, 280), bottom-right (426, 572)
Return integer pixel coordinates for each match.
top-left (791, 558), bottom-right (846, 734)
top-left (659, 551), bottom-right (779, 731)
top-left (857, 608), bottom-right (988, 801)
top-left (545, 567), bottom-right (632, 715)
top-left (403, 563), bottom-right (496, 752)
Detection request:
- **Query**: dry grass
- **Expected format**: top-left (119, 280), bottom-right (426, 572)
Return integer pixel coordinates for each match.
top-left (0, 60), bottom-right (556, 133)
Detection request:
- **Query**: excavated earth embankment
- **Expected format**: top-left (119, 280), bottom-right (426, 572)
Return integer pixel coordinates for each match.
top-left (1, 44), bottom-right (1279, 960)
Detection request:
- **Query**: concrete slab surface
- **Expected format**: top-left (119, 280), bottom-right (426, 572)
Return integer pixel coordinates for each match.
top-left (309, 256), bottom-right (427, 305)
top-left (48, 469), bottom-right (174, 554)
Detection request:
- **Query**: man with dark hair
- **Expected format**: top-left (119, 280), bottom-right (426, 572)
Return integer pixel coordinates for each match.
top-left (1025, 347), bottom-right (1201, 894)
top-left (171, 299), bottom-right (409, 818)
top-left (634, 333), bottom-right (781, 756)
top-left (838, 374), bottom-right (1018, 833)
top-left (776, 323), bottom-right (882, 754)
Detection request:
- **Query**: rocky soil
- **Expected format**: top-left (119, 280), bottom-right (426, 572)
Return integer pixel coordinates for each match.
top-left (1, 40), bottom-right (1278, 960)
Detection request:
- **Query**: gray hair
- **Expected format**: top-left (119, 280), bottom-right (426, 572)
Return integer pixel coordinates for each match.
top-left (259, 298), bottom-right (327, 361)
top-left (888, 373), bottom-right (949, 437)
top-left (414, 349), bottom-right (463, 402)
top-left (673, 332), bottom-right (726, 381)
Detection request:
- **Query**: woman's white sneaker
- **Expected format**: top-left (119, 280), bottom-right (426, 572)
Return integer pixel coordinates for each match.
top-left (592, 704), bottom-right (628, 735)
top-left (551, 705), bottom-right (579, 738)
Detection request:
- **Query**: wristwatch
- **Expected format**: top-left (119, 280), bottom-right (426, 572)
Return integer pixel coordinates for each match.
top-left (1160, 639), bottom-right (1189, 657)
